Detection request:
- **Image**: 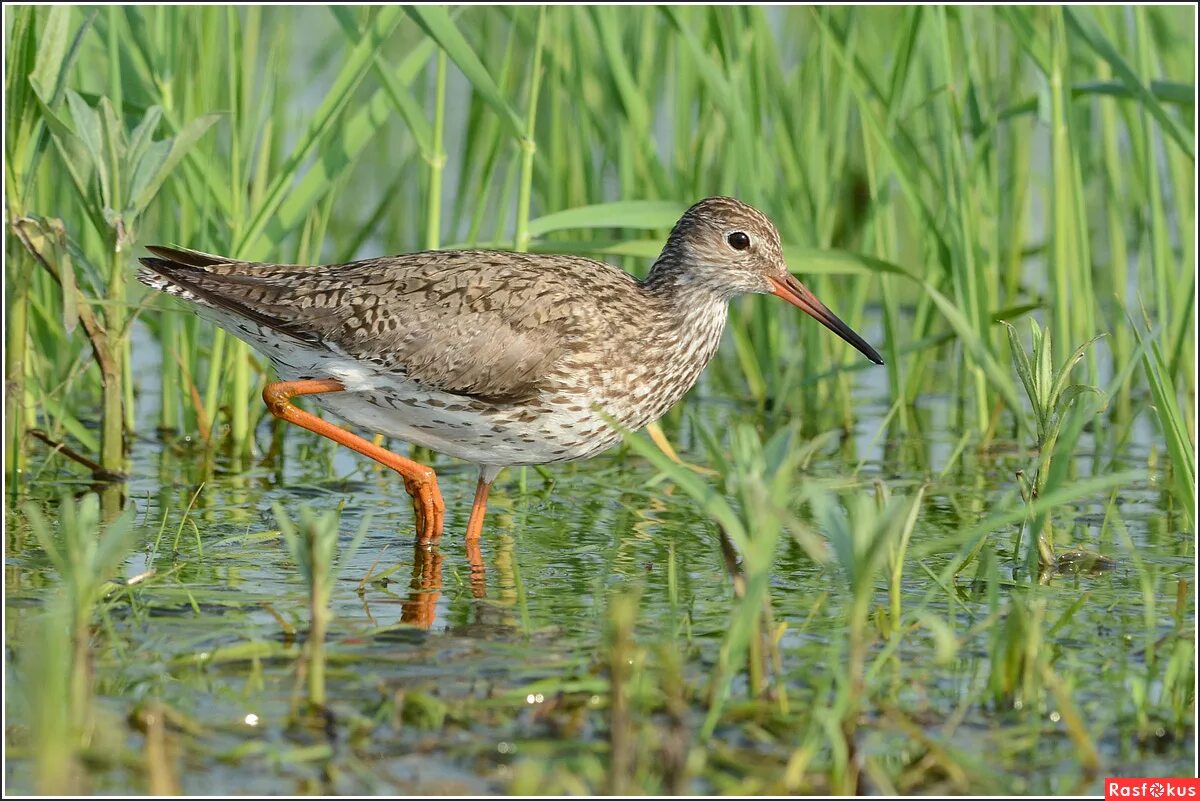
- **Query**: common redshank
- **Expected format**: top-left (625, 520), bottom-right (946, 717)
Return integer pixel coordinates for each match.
top-left (138, 197), bottom-right (883, 549)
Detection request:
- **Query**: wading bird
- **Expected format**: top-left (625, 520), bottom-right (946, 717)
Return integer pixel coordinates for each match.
top-left (139, 197), bottom-right (883, 553)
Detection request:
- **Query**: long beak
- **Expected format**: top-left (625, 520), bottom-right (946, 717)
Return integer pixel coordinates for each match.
top-left (768, 274), bottom-right (884, 365)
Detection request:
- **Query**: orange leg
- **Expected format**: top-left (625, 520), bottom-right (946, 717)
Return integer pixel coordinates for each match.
top-left (262, 379), bottom-right (445, 544)
top-left (465, 476), bottom-right (491, 543)
top-left (465, 475), bottom-right (491, 599)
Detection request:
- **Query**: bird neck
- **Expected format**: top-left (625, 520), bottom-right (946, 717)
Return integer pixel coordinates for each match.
top-left (640, 260), bottom-right (730, 374)
top-left (595, 265), bottom-right (728, 432)
top-left (642, 259), bottom-right (730, 320)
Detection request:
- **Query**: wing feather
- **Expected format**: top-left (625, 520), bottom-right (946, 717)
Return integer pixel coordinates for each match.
top-left (138, 247), bottom-right (626, 404)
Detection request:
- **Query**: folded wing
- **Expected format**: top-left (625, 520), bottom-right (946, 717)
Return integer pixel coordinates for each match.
top-left (138, 245), bottom-right (603, 404)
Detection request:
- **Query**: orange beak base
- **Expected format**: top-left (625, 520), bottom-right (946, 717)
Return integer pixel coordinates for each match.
top-left (768, 275), bottom-right (884, 365)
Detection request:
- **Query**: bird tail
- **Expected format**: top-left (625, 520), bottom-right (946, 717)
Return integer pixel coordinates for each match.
top-left (137, 246), bottom-right (318, 344)
top-left (136, 246), bottom-right (231, 304)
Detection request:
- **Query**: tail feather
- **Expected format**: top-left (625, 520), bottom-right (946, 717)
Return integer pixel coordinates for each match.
top-left (143, 244), bottom-right (230, 269)
top-left (137, 256), bottom-right (202, 301)
top-left (137, 247), bottom-right (320, 345)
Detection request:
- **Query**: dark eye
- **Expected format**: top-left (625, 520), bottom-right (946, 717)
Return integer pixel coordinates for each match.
top-left (727, 231), bottom-right (751, 251)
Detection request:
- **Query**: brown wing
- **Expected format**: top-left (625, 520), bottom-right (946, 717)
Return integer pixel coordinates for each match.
top-left (138, 246), bottom-right (626, 404)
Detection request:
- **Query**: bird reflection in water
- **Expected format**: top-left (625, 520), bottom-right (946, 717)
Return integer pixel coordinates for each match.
top-left (399, 538), bottom-right (487, 628)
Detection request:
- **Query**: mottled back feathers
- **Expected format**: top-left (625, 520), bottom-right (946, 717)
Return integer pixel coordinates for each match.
top-left (139, 245), bottom-right (646, 404)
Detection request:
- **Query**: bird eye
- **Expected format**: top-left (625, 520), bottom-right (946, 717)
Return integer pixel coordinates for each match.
top-left (727, 231), bottom-right (751, 251)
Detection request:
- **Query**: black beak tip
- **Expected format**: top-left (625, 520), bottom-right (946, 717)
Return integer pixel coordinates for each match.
top-left (851, 337), bottom-right (885, 366)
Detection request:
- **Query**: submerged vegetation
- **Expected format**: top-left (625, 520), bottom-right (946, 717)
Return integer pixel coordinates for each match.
top-left (3, 4), bottom-right (1195, 794)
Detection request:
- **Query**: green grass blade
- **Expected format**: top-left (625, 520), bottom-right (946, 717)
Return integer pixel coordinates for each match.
top-left (403, 6), bottom-right (526, 141)
top-left (1064, 7), bottom-right (1194, 160)
top-left (1130, 315), bottom-right (1196, 525)
top-left (923, 280), bottom-right (1022, 417)
top-left (527, 200), bottom-right (686, 237)
top-left (235, 6), bottom-right (405, 258)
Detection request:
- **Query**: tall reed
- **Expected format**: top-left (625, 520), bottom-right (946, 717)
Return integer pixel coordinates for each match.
top-left (4, 6), bottom-right (1192, 523)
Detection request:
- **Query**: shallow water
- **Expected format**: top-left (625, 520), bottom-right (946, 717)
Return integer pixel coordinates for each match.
top-left (4, 325), bottom-right (1195, 794)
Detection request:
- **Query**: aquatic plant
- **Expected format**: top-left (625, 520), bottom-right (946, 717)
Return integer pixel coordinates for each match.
top-left (1003, 319), bottom-right (1106, 569)
top-left (273, 502), bottom-right (369, 712)
top-left (17, 495), bottom-right (137, 793)
top-left (806, 482), bottom-right (925, 793)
